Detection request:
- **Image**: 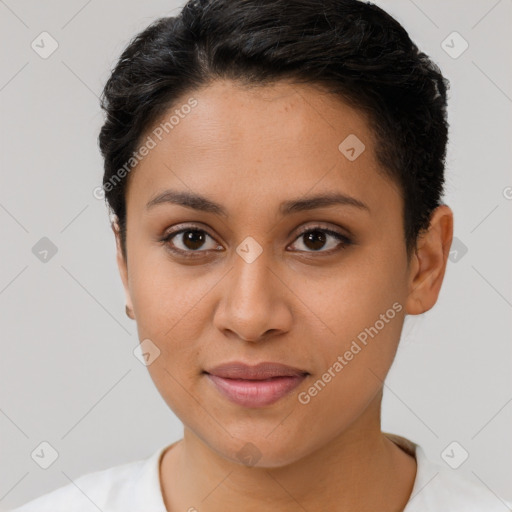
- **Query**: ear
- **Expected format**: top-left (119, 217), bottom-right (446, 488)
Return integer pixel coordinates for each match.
top-left (405, 205), bottom-right (454, 315)
top-left (111, 216), bottom-right (134, 319)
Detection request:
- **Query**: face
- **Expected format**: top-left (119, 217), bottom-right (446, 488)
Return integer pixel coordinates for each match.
top-left (116, 79), bottom-right (417, 467)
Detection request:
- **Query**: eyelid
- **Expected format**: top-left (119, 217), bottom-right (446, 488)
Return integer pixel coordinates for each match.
top-left (161, 222), bottom-right (217, 241)
top-left (293, 222), bottom-right (352, 239)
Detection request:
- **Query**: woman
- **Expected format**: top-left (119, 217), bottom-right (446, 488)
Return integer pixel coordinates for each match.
top-left (12, 0), bottom-right (511, 510)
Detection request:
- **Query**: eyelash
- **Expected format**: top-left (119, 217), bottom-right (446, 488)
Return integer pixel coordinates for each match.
top-left (159, 224), bottom-right (353, 259)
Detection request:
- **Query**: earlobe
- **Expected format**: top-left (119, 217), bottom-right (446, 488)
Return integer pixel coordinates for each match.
top-left (111, 216), bottom-right (135, 318)
top-left (405, 205), bottom-right (454, 316)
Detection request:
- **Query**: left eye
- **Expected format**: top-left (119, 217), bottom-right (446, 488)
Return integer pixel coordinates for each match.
top-left (289, 228), bottom-right (351, 253)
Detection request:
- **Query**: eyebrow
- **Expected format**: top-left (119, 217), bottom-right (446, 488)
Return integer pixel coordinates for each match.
top-left (145, 189), bottom-right (370, 216)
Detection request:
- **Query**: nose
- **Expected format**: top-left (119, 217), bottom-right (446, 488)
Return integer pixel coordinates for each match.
top-left (213, 248), bottom-right (293, 343)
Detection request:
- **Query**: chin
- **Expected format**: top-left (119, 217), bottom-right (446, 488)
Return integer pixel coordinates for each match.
top-left (209, 431), bottom-right (314, 469)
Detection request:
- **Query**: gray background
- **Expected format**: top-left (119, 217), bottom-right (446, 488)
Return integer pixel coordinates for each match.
top-left (1, 0), bottom-right (511, 509)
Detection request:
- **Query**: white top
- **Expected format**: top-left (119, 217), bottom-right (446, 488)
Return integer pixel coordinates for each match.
top-left (10, 434), bottom-right (512, 512)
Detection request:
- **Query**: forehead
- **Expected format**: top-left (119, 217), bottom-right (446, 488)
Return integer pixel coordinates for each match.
top-left (125, 79), bottom-right (400, 218)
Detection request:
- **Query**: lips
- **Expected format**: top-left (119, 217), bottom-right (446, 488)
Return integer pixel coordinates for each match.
top-left (203, 361), bottom-right (309, 407)
top-left (204, 361), bottom-right (308, 380)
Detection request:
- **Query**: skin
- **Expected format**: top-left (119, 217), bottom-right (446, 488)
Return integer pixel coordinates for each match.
top-left (113, 79), bottom-right (453, 511)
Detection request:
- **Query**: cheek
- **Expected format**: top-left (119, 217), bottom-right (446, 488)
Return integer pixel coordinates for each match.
top-left (293, 246), bottom-right (406, 382)
top-left (129, 252), bottom-right (208, 338)
top-left (293, 278), bottom-right (405, 434)
top-left (299, 252), bottom-right (404, 336)
top-left (132, 263), bottom-right (208, 415)
top-left (127, 265), bottom-right (206, 408)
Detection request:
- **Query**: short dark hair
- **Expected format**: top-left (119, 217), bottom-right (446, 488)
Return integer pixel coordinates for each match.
top-left (98, 0), bottom-right (450, 261)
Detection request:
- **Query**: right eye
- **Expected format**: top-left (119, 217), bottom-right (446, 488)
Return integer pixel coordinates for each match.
top-left (160, 226), bottom-right (223, 258)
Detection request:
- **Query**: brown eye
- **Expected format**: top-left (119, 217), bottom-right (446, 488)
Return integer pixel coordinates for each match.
top-left (289, 227), bottom-right (352, 254)
top-left (161, 227), bottom-right (221, 258)
top-left (180, 229), bottom-right (208, 250)
top-left (302, 230), bottom-right (327, 251)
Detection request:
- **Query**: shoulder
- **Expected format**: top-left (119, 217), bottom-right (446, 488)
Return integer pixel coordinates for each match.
top-left (9, 446), bottom-right (168, 512)
top-left (405, 442), bottom-right (512, 512)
